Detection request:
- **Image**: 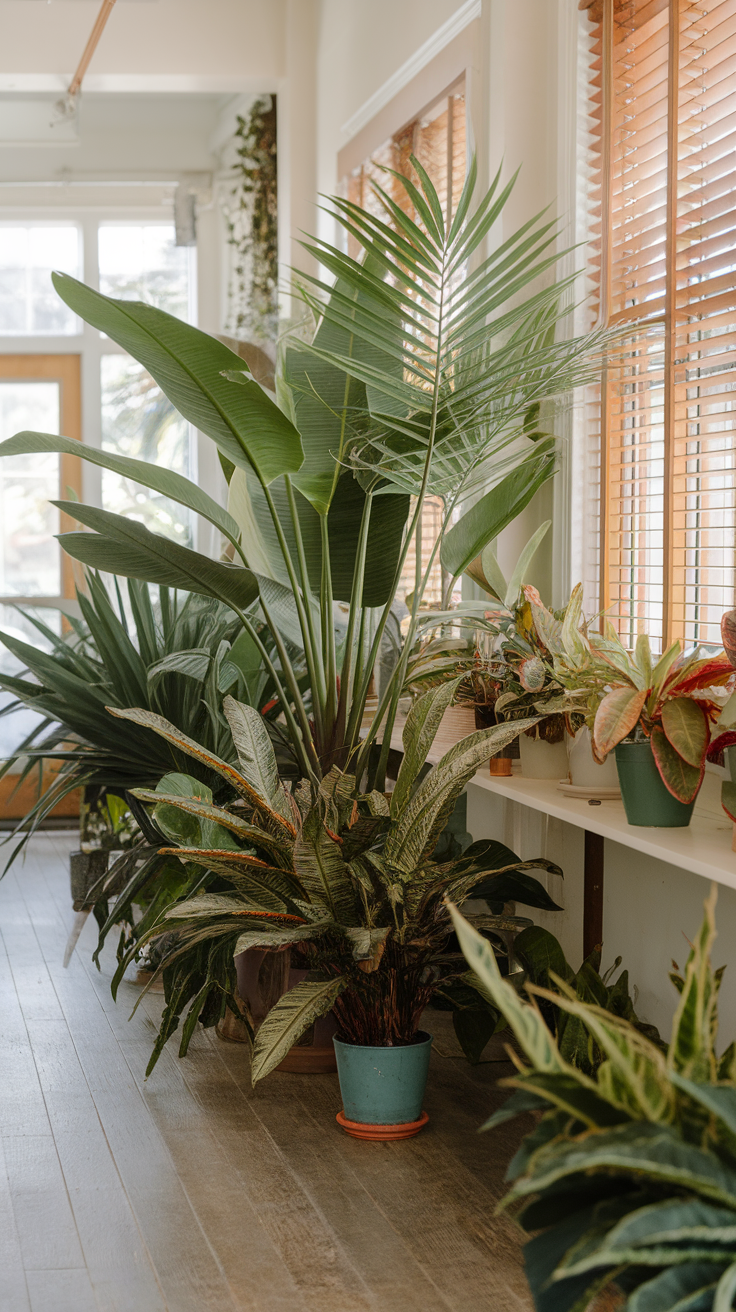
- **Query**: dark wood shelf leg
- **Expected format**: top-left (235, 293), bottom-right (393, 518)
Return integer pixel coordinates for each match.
top-left (583, 830), bottom-right (605, 959)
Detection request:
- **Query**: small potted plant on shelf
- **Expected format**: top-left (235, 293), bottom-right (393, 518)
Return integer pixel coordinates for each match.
top-left (463, 531), bottom-right (587, 779)
top-left (706, 609), bottom-right (736, 847)
top-left (112, 685), bottom-right (563, 1139)
top-left (547, 616), bottom-right (733, 827)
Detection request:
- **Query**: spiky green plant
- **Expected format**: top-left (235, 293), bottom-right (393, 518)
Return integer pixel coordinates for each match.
top-left (451, 888), bottom-right (736, 1312)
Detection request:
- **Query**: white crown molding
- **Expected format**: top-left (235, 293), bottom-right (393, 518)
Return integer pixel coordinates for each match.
top-left (340, 0), bottom-right (481, 142)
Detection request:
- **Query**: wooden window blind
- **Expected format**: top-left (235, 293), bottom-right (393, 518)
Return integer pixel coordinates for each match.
top-left (583, 0), bottom-right (736, 649)
top-left (346, 84), bottom-right (467, 608)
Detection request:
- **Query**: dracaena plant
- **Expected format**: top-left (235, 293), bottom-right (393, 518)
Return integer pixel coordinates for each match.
top-left (0, 158), bottom-right (623, 792)
top-left (105, 680), bottom-right (565, 1077)
top-left (450, 887), bottom-right (736, 1312)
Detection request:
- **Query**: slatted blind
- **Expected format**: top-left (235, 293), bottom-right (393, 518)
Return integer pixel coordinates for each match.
top-left (346, 83), bottom-right (467, 607)
top-left (583, 0), bottom-right (736, 648)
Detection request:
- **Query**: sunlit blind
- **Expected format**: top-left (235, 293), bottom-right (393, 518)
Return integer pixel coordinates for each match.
top-left (346, 83), bottom-right (467, 607)
top-left (583, 0), bottom-right (736, 649)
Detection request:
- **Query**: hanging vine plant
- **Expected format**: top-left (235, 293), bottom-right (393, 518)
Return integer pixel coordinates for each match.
top-left (222, 95), bottom-right (278, 346)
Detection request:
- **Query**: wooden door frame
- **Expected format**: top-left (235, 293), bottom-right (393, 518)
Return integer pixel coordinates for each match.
top-left (0, 355), bottom-right (83, 821)
top-left (0, 355), bottom-right (83, 601)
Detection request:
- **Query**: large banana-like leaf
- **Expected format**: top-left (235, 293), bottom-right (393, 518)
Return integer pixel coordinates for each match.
top-left (55, 504), bottom-right (259, 612)
top-left (51, 273), bottom-right (304, 485)
top-left (0, 431), bottom-right (241, 549)
top-left (440, 445), bottom-right (555, 578)
top-left (229, 463), bottom-right (409, 607)
top-left (250, 977), bottom-right (347, 1084)
top-left (222, 696), bottom-right (294, 826)
top-left (391, 673), bottom-right (466, 815)
top-left (293, 807), bottom-right (356, 922)
top-left (385, 718), bottom-right (539, 872)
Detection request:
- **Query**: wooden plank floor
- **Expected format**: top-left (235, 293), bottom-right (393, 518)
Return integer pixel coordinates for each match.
top-left (0, 832), bottom-right (533, 1312)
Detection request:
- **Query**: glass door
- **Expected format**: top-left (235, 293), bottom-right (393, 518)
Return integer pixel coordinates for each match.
top-left (0, 355), bottom-right (81, 819)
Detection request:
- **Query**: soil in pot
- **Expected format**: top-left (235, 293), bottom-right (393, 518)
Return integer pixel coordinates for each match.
top-left (333, 1031), bottom-right (433, 1139)
top-left (615, 740), bottom-right (697, 827)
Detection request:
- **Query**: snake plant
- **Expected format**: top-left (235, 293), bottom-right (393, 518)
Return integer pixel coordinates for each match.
top-left (451, 887), bottom-right (736, 1312)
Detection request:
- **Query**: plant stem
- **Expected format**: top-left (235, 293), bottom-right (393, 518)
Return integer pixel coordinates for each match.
top-left (337, 493), bottom-right (372, 739)
top-left (320, 514), bottom-right (337, 747)
top-left (232, 604), bottom-right (318, 784)
top-left (284, 474), bottom-right (326, 726)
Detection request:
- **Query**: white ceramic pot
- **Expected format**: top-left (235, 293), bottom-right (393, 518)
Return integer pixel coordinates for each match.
top-left (518, 733), bottom-right (568, 780)
top-left (566, 727), bottom-right (619, 788)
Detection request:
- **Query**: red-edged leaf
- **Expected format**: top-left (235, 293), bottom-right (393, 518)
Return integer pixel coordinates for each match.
top-left (518, 655), bottom-right (546, 692)
top-left (660, 698), bottom-right (709, 769)
top-left (722, 610), bottom-right (736, 668)
top-left (707, 728), bottom-right (736, 763)
top-left (651, 725), bottom-right (703, 803)
top-left (665, 652), bottom-right (734, 696)
top-left (593, 686), bottom-right (648, 757)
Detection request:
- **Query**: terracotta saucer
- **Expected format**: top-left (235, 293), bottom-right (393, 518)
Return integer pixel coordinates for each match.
top-left (336, 1110), bottom-right (429, 1140)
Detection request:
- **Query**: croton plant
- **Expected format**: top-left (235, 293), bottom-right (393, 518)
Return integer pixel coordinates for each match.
top-left (707, 610), bottom-right (736, 821)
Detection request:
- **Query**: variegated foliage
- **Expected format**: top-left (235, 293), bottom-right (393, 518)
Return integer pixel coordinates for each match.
top-left (451, 886), bottom-right (736, 1312)
top-left (114, 683), bottom-right (562, 1080)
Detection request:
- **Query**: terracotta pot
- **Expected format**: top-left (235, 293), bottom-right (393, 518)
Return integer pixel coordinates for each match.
top-left (216, 948), bottom-right (338, 1073)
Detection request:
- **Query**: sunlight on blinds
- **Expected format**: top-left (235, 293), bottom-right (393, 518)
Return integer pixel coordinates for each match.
top-left (346, 83), bottom-right (466, 608)
top-left (584, 0), bottom-right (736, 649)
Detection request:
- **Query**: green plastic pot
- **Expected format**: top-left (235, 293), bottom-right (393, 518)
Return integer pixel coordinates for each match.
top-left (333, 1032), bottom-right (432, 1125)
top-left (614, 740), bottom-right (697, 827)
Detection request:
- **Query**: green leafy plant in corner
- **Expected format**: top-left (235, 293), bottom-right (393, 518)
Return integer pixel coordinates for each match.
top-left (450, 886), bottom-right (736, 1312)
top-left (107, 680), bottom-right (564, 1076)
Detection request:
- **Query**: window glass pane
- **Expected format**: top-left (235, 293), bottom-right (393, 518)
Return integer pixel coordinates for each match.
top-left (98, 224), bottom-right (191, 319)
top-left (0, 381), bottom-right (60, 597)
top-left (101, 354), bottom-right (193, 543)
top-left (0, 605), bottom-right (61, 763)
top-left (0, 225), bottom-right (81, 335)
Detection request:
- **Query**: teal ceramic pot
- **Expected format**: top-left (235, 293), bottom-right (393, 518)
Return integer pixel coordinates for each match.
top-left (333, 1032), bottom-right (433, 1125)
top-left (614, 740), bottom-right (697, 827)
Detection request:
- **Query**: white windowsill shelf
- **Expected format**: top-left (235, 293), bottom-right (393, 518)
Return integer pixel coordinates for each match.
top-left (466, 768), bottom-right (736, 892)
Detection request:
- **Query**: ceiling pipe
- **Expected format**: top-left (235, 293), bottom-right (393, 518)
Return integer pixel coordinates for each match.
top-left (52, 0), bottom-right (118, 123)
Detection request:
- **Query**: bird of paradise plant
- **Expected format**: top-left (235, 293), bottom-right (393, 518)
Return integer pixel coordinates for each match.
top-left (0, 158), bottom-right (624, 795)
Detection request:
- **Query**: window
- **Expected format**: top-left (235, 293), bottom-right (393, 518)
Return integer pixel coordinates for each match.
top-left (0, 224), bottom-right (81, 335)
top-left (98, 223), bottom-right (194, 320)
top-left (346, 83), bottom-right (467, 607)
top-left (583, 0), bottom-right (736, 649)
